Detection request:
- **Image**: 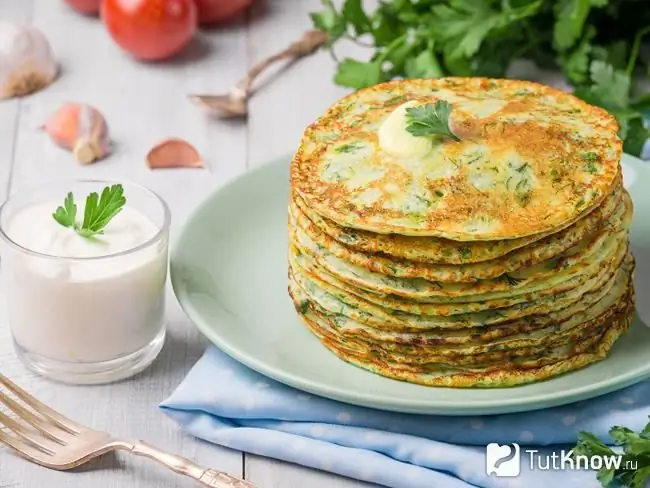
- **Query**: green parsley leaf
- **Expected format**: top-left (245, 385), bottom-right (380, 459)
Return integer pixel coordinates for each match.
top-left (553, 0), bottom-right (588, 50)
top-left (632, 467), bottom-right (650, 488)
top-left (52, 192), bottom-right (77, 230)
top-left (404, 101), bottom-right (460, 142)
top-left (560, 27), bottom-right (595, 85)
top-left (341, 0), bottom-right (371, 37)
top-left (592, 41), bottom-right (629, 71)
top-left (553, 0), bottom-right (607, 51)
top-left (52, 184), bottom-right (126, 239)
top-left (334, 58), bottom-right (386, 89)
top-left (430, 2), bottom-right (501, 60)
top-left (430, 0), bottom-right (541, 61)
top-left (572, 60), bottom-right (649, 156)
top-left (310, 0), bottom-right (345, 45)
top-left (622, 118), bottom-right (650, 156)
top-left (405, 49), bottom-right (444, 79)
top-left (78, 184), bottom-right (126, 238)
top-left (631, 92), bottom-right (650, 113)
top-left (572, 418), bottom-right (650, 488)
top-left (368, 1), bottom-right (408, 47)
top-left (574, 61), bottom-right (631, 110)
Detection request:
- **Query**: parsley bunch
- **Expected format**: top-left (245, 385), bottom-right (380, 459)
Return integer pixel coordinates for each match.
top-left (572, 417), bottom-right (650, 488)
top-left (311, 0), bottom-right (650, 156)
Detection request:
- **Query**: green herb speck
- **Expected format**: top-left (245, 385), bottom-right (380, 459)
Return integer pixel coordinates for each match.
top-left (458, 246), bottom-right (471, 260)
top-left (503, 274), bottom-right (523, 286)
top-left (384, 95), bottom-right (407, 107)
top-left (335, 142), bottom-right (363, 154)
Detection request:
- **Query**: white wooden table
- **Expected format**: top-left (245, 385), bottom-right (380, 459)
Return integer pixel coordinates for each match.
top-left (0, 1), bottom-right (378, 486)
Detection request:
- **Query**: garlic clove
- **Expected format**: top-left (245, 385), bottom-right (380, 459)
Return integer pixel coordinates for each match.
top-left (146, 138), bottom-right (205, 169)
top-left (0, 22), bottom-right (57, 99)
top-left (42, 103), bottom-right (111, 164)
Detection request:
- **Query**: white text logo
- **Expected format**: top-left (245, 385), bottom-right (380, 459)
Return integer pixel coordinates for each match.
top-left (485, 443), bottom-right (638, 477)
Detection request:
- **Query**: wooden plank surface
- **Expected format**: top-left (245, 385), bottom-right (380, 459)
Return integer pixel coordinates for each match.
top-left (0, 0), bottom-right (245, 486)
top-left (0, 0), bottom-right (379, 487)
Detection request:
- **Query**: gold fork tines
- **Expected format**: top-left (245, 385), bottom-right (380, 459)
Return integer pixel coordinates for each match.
top-left (0, 373), bottom-right (260, 488)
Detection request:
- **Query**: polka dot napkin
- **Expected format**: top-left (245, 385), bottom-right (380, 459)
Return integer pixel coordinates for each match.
top-left (160, 347), bottom-right (650, 488)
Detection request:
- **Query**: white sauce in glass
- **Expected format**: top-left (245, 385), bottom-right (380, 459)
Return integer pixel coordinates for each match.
top-left (3, 201), bottom-right (168, 363)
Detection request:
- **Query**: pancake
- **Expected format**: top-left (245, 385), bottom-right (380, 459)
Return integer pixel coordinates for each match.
top-left (300, 306), bottom-right (624, 367)
top-left (289, 229), bottom-right (627, 315)
top-left (289, 188), bottom-right (632, 295)
top-left (292, 284), bottom-right (635, 387)
top-left (290, 78), bottom-right (622, 240)
top-left (289, 249), bottom-right (628, 331)
top-left (317, 312), bottom-right (632, 387)
top-left (290, 258), bottom-right (632, 358)
top-left (288, 255), bottom-right (631, 347)
top-left (292, 175), bottom-right (622, 265)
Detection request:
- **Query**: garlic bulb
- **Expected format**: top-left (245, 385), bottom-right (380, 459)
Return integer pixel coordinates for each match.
top-left (43, 103), bottom-right (111, 165)
top-left (0, 22), bottom-right (57, 100)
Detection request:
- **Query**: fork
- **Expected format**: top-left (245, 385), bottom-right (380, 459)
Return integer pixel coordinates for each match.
top-left (0, 373), bottom-right (258, 487)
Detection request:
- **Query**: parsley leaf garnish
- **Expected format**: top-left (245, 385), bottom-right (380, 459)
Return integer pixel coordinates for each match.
top-left (52, 192), bottom-right (77, 230)
top-left (404, 101), bottom-right (460, 142)
top-left (52, 184), bottom-right (126, 238)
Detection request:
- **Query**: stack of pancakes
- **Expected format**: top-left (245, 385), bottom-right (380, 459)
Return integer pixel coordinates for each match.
top-left (287, 78), bottom-right (635, 388)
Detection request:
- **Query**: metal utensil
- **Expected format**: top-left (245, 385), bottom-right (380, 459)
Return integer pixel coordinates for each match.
top-left (188, 29), bottom-right (328, 118)
top-left (0, 373), bottom-right (258, 487)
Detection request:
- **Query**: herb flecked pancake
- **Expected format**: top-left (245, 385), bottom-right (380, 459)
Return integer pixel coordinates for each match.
top-left (287, 77), bottom-right (635, 388)
top-left (290, 78), bottom-right (622, 240)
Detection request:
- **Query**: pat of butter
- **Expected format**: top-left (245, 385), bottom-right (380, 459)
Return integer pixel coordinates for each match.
top-left (377, 100), bottom-right (433, 158)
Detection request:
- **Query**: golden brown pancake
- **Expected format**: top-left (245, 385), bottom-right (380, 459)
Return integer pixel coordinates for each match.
top-left (291, 78), bottom-right (622, 240)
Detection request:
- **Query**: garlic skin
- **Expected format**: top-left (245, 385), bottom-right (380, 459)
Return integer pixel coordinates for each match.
top-left (43, 103), bottom-right (111, 165)
top-left (0, 22), bottom-right (57, 100)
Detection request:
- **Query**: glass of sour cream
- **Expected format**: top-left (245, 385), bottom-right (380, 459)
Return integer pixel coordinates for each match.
top-left (0, 180), bottom-right (170, 385)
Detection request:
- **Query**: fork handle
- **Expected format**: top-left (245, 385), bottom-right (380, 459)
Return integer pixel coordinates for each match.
top-left (122, 441), bottom-right (260, 487)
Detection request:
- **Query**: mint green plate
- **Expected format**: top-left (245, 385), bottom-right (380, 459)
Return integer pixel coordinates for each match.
top-left (171, 154), bottom-right (650, 415)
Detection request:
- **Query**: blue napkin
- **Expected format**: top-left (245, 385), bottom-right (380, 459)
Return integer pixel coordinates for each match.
top-left (160, 347), bottom-right (650, 488)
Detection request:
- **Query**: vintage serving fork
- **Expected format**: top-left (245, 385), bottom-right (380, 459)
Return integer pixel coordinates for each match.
top-left (0, 373), bottom-right (258, 487)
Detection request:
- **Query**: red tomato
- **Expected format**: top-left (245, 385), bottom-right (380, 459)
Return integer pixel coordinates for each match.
top-left (101, 0), bottom-right (198, 61)
top-left (64, 0), bottom-right (101, 14)
top-left (194, 0), bottom-right (252, 25)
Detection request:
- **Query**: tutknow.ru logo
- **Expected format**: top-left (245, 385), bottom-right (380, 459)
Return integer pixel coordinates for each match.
top-left (485, 442), bottom-right (637, 477)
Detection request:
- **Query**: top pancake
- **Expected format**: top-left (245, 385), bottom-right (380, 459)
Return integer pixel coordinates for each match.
top-left (290, 77), bottom-right (622, 240)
